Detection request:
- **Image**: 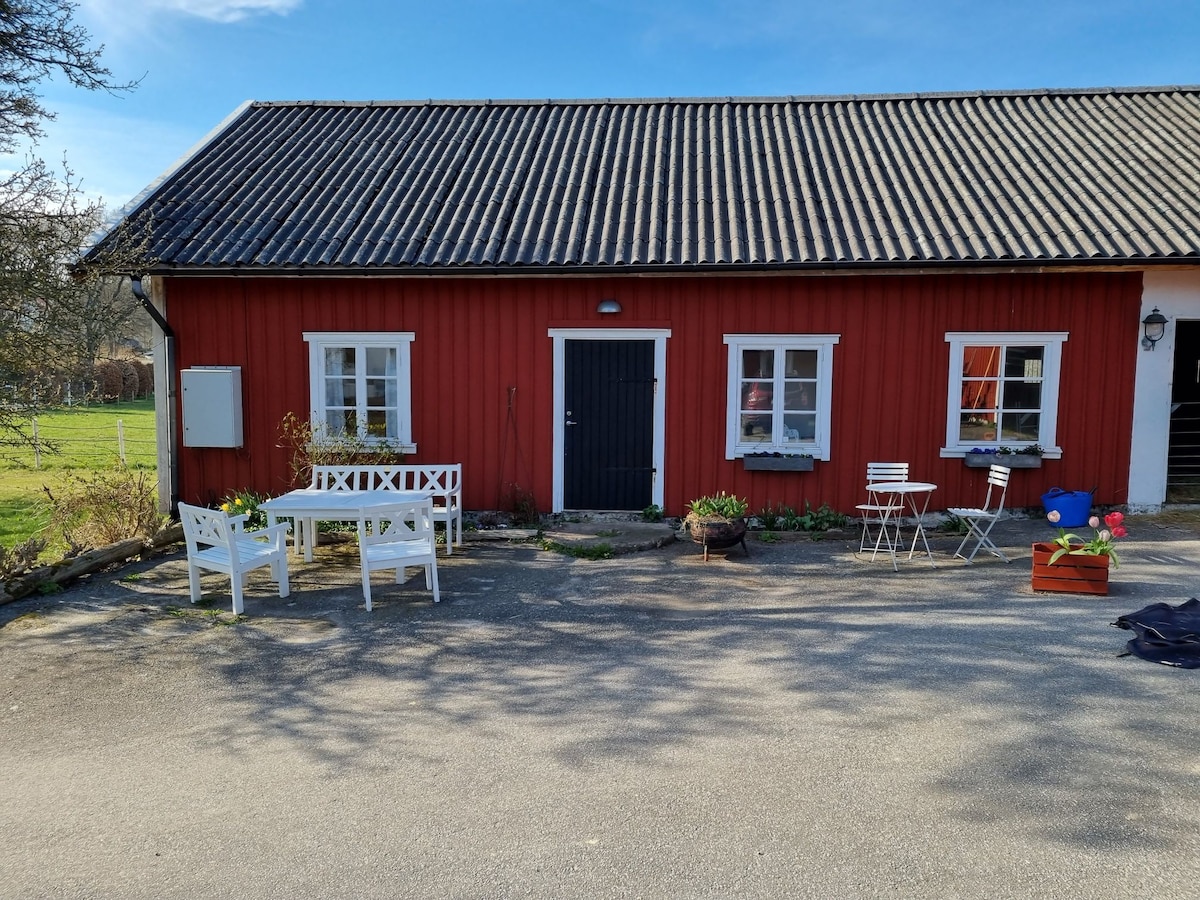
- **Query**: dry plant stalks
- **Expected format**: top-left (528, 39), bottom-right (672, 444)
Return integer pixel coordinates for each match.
top-left (277, 411), bottom-right (407, 488)
top-left (0, 537), bottom-right (47, 580)
top-left (43, 465), bottom-right (168, 550)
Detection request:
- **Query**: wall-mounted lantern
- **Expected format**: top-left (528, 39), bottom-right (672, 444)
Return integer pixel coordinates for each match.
top-left (596, 299), bottom-right (622, 314)
top-left (1141, 307), bottom-right (1168, 350)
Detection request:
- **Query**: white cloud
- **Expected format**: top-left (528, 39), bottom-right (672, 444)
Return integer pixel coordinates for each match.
top-left (82, 0), bottom-right (302, 28)
top-left (154, 0), bottom-right (303, 24)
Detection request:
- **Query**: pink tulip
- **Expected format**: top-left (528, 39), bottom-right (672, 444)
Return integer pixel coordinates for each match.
top-left (1047, 510), bottom-right (1061, 524)
top-left (1088, 516), bottom-right (1100, 529)
top-left (1105, 511), bottom-right (1125, 528)
top-left (1098, 529), bottom-right (1112, 542)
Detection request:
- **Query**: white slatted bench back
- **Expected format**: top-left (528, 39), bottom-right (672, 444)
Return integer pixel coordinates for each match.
top-left (309, 464), bottom-right (464, 554)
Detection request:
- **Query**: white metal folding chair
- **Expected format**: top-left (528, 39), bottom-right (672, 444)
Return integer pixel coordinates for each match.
top-left (856, 462), bottom-right (909, 566)
top-left (179, 502), bottom-right (291, 614)
top-left (356, 498), bottom-right (440, 611)
top-left (948, 464), bottom-right (1012, 563)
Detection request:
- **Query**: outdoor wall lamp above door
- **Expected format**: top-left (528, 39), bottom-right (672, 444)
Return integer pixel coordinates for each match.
top-left (596, 299), bottom-right (622, 314)
top-left (1142, 307), bottom-right (1168, 350)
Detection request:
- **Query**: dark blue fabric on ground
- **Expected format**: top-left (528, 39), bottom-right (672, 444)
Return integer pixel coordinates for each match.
top-left (1112, 598), bottom-right (1200, 668)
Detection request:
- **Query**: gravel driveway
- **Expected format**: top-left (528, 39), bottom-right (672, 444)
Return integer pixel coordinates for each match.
top-left (3, 518), bottom-right (1199, 898)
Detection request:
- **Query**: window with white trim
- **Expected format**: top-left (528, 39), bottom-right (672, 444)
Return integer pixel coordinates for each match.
top-left (724, 334), bottom-right (839, 460)
top-left (943, 332), bottom-right (1066, 457)
top-left (303, 332), bottom-right (415, 451)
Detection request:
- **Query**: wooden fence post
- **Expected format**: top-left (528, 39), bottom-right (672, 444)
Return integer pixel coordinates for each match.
top-left (117, 419), bottom-right (126, 464)
top-left (32, 417), bottom-right (40, 470)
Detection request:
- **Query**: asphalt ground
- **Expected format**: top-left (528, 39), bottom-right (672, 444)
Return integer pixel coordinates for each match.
top-left (3, 517), bottom-right (1200, 899)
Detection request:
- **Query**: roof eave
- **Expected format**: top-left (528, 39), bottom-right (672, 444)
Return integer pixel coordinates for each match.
top-left (144, 256), bottom-right (1200, 278)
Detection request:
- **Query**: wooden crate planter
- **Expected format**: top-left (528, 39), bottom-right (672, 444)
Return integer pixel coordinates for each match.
top-left (964, 454), bottom-right (1042, 469)
top-left (742, 455), bottom-right (814, 471)
top-left (1031, 542), bottom-right (1110, 595)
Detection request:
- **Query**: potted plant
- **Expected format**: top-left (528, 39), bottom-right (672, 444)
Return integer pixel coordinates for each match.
top-left (742, 451), bottom-right (815, 472)
top-left (964, 445), bottom-right (1044, 468)
top-left (1031, 510), bottom-right (1128, 595)
top-left (684, 491), bottom-right (749, 560)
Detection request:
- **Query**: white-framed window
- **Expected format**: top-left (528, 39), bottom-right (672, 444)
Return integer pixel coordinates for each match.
top-left (942, 331), bottom-right (1067, 459)
top-left (303, 332), bottom-right (416, 452)
top-left (723, 334), bottom-right (839, 461)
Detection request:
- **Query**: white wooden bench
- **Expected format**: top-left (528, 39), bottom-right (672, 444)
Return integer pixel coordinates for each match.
top-left (309, 464), bottom-right (464, 554)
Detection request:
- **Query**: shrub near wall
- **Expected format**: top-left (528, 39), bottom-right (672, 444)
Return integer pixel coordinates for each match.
top-left (132, 360), bottom-right (152, 397)
top-left (120, 362), bottom-right (139, 400)
top-left (93, 360), bottom-right (124, 401)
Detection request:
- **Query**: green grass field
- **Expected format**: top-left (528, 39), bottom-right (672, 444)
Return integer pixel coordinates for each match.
top-left (1, 399), bottom-right (157, 552)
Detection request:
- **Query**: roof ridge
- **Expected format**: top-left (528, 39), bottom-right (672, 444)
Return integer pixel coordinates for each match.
top-left (250, 86), bottom-right (1200, 110)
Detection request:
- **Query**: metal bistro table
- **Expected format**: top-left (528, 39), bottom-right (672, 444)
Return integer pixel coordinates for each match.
top-left (261, 488), bottom-right (430, 562)
top-left (864, 481), bottom-right (938, 571)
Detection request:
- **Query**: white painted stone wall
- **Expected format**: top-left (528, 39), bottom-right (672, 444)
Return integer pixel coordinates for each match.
top-left (1128, 270), bottom-right (1200, 511)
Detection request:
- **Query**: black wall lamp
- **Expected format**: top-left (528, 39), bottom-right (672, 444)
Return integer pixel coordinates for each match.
top-left (1142, 307), bottom-right (1168, 350)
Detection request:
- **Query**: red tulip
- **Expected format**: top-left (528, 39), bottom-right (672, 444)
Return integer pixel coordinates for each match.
top-left (1111, 525), bottom-right (1128, 538)
top-left (1105, 511), bottom-right (1125, 528)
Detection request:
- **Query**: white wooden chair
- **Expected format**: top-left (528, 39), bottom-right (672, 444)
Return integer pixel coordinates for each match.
top-left (356, 497), bottom-right (440, 611)
top-left (856, 462), bottom-right (909, 561)
top-left (179, 502), bottom-right (291, 614)
top-left (948, 464), bottom-right (1012, 563)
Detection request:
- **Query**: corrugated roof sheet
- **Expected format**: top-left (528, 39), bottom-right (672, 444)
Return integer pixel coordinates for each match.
top-left (99, 88), bottom-right (1200, 273)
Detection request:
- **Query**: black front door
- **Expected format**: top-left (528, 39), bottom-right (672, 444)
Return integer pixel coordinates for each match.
top-left (564, 340), bottom-right (655, 510)
top-left (1168, 321), bottom-right (1200, 501)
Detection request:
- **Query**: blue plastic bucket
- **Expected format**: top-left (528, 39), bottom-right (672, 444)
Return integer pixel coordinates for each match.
top-left (1041, 488), bottom-right (1094, 528)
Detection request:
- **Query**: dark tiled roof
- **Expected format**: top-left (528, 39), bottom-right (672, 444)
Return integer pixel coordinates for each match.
top-left (100, 88), bottom-right (1200, 273)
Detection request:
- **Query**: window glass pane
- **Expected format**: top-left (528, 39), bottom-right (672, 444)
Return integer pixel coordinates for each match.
top-left (1003, 346), bottom-right (1043, 378)
top-left (365, 377), bottom-right (391, 408)
top-left (742, 349), bottom-right (773, 378)
top-left (365, 347), bottom-right (396, 376)
top-left (785, 349), bottom-right (817, 378)
top-left (740, 413), bottom-right (773, 441)
top-left (1002, 380), bottom-right (1042, 410)
top-left (962, 346), bottom-right (1000, 378)
top-left (324, 347), bottom-right (355, 375)
top-left (783, 412), bottom-right (816, 442)
top-left (1001, 412), bottom-right (1040, 442)
top-left (959, 412), bottom-right (997, 443)
top-left (741, 381), bottom-right (774, 412)
top-left (325, 378), bottom-right (355, 407)
top-left (365, 409), bottom-right (396, 439)
top-left (961, 379), bottom-right (997, 411)
top-left (324, 409), bottom-right (355, 436)
top-left (784, 382), bottom-right (816, 411)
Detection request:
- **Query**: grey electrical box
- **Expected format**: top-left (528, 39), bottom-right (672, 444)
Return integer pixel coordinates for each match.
top-left (181, 367), bottom-right (243, 448)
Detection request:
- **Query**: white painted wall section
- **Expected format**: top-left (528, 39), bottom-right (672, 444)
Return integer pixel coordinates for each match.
top-left (1129, 271), bottom-right (1200, 510)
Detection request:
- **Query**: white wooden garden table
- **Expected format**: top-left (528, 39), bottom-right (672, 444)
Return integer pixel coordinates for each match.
top-left (261, 488), bottom-right (430, 562)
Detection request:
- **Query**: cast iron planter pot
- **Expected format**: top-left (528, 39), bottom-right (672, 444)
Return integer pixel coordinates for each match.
top-left (964, 454), bottom-right (1042, 469)
top-left (1031, 542), bottom-right (1110, 595)
top-left (743, 455), bottom-right (815, 472)
top-left (687, 516), bottom-right (749, 561)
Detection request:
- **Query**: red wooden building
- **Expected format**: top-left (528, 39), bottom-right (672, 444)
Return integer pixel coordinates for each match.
top-left (90, 89), bottom-right (1200, 517)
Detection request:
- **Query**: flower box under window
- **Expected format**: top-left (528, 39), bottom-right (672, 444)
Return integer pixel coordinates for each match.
top-left (964, 453), bottom-right (1041, 469)
top-left (743, 454), bottom-right (815, 472)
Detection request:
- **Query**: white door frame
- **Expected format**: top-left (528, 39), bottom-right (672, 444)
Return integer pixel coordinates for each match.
top-left (549, 328), bottom-right (670, 513)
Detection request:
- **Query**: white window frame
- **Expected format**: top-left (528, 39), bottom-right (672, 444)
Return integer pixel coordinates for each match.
top-left (941, 331), bottom-right (1067, 459)
top-left (303, 331), bottom-right (416, 453)
top-left (723, 334), bottom-right (839, 461)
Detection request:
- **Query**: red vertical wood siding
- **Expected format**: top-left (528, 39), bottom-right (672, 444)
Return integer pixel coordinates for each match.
top-left (167, 271), bottom-right (1141, 516)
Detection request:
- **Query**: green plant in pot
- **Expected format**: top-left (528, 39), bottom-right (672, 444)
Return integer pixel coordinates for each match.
top-left (684, 491), bottom-right (749, 559)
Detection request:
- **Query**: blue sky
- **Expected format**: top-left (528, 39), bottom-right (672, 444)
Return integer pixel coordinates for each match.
top-left (11, 0), bottom-right (1200, 211)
